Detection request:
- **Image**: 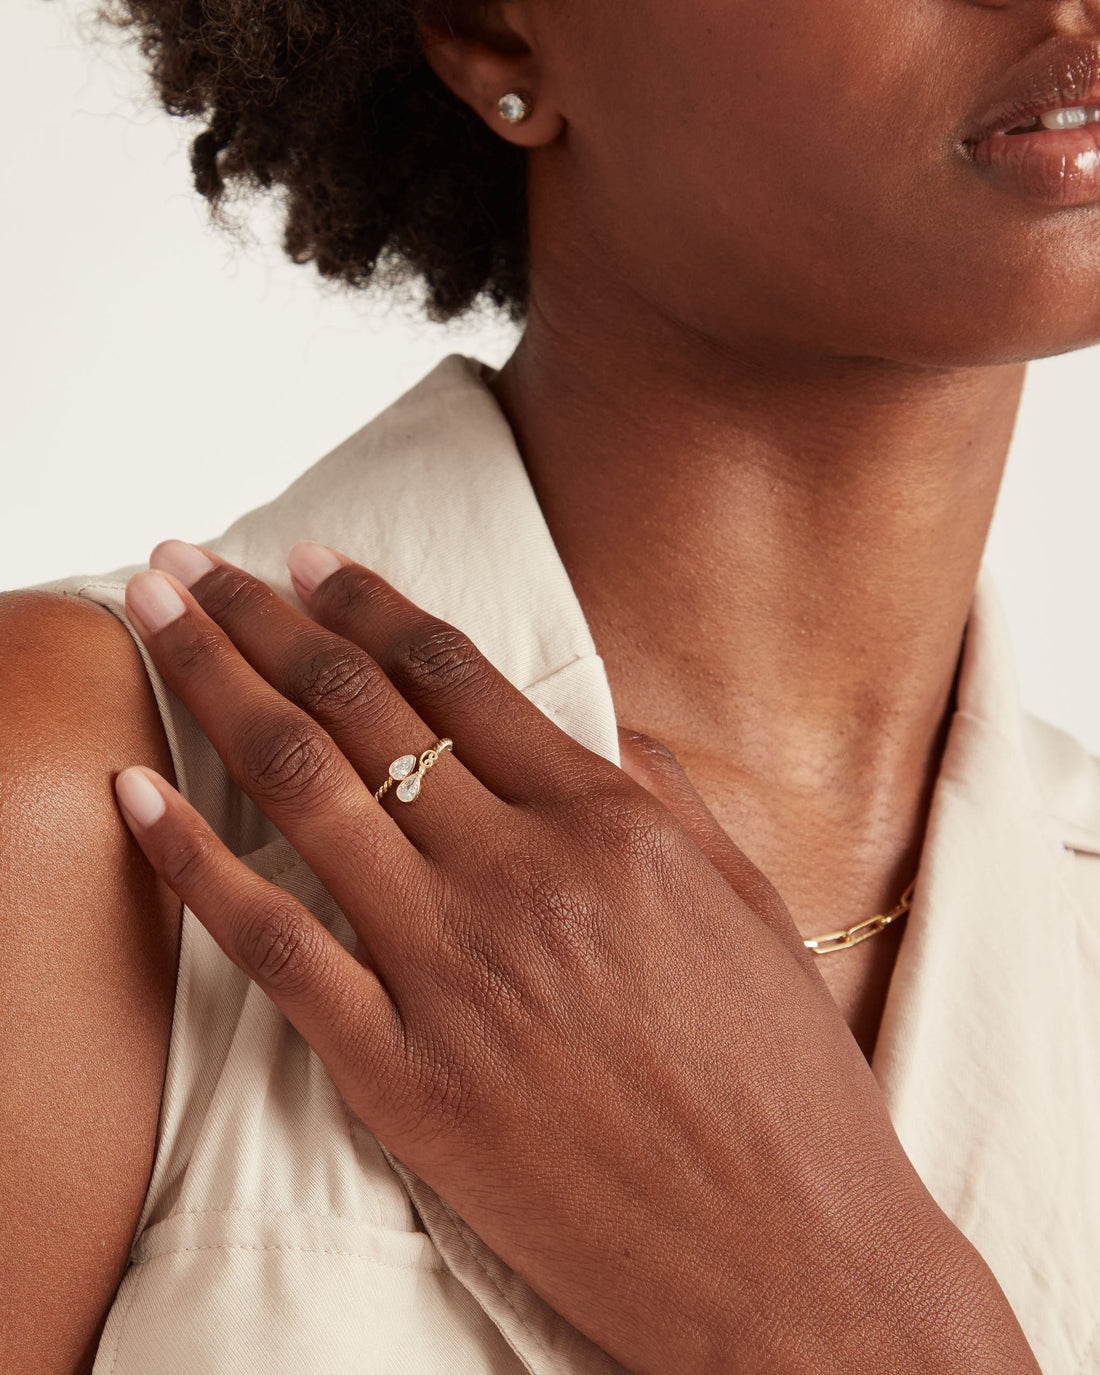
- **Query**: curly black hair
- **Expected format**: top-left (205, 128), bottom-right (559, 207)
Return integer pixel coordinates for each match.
top-left (97, 0), bottom-right (528, 321)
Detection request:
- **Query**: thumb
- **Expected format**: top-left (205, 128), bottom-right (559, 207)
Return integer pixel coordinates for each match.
top-left (617, 726), bottom-right (811, 964)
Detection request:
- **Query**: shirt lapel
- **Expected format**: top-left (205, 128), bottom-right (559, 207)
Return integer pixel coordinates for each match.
top-left (871, 564), bottom-right (1100, 1373)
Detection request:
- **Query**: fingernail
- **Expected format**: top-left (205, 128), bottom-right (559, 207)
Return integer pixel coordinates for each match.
top-left (127, 569), bottom-right (187, 633)
top-left (115, 766), bottom-right (167, 826)
top-left (286, 541), bottom-right (344, 594)
top-left (150, 539), bottom-right (215, 588)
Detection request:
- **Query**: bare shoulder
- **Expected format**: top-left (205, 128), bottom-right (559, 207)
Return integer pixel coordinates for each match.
top-left (0, 590), bottom-right (182, 1373)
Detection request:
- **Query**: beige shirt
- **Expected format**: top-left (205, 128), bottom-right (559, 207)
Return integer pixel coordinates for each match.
top-left (33, 355), bottom-right (1100, 1373)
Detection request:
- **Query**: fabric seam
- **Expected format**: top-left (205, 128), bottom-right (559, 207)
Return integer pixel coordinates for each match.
top-left (434, 1193), bottom-right (555, 1369)
top-left (104, 1265), bottom-right (142, 1375)
top-left (139, 1205), bottom-right (422, 1223)
top-left (134, 1242), bottom-right (442, 1269)
top-left (66, 583), bottom-right (197, 1248)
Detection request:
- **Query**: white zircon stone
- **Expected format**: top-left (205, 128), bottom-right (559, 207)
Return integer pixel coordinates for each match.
top-left (389, 754), bottom-right (417, 781)
top-left (499, 93), bottom-right (528, 123)
top-left (396, 774), bottom-right (421, 803)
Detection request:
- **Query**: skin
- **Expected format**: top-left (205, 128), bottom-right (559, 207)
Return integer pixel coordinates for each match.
top-left (0, 597), bottom-right (180, 1374)
top-left (3, 0), bottom-right (1098, 1366)
top-left (418, 0), bottom-right (1100, 1054)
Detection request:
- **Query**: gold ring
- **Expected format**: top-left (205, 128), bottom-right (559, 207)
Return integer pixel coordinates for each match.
top-left (373, 738), bottom-right (453, 804)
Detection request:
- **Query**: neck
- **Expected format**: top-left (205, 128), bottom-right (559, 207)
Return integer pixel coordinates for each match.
top-left (490, 285), bottom-right (1025, 938)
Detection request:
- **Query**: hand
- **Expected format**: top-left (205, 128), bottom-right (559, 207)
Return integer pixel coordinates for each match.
top-left (112, 540), bottom-right (1038, 1375)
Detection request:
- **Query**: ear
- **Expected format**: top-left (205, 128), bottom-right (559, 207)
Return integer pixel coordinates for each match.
top-left (416, 2), bottom-right (563, 147)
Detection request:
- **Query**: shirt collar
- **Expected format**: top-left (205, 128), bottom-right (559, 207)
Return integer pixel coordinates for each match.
top-left (207, 353), bottom-right (623, 771)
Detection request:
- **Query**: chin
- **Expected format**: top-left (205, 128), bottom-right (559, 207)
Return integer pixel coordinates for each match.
top-left (880, 309), bottom-right (1100, 370)
top-left (835, 273), bottom-right (1100, 370)
top-left (887, 237), bottom-right (1100, 367)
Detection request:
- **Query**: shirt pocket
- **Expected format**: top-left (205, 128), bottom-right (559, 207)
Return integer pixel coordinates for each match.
top-left (95, 1208), bottom-right (524, 1375)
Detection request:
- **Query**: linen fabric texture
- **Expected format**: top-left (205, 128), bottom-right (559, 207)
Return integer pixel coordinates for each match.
top-left (31, 356), bottom-right (1100, 1373)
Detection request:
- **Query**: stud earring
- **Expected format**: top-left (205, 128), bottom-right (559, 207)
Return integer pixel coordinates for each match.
top-left (497, 90), bottom-right (533, 124)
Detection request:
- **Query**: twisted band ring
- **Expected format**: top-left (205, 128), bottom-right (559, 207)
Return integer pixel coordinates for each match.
top-left (373, 738), bottom-right (454, 804)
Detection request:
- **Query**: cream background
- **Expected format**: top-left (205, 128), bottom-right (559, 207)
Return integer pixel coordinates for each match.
top-left (4, 0), bottom-right (1100, 750)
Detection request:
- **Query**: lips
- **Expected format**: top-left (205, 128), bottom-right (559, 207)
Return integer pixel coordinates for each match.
top-left (965, 36), bottom-right (1100, 144)
top-left (964, 35), bottom-right (1100, 205)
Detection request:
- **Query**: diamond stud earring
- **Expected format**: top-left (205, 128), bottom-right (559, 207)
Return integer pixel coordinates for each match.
top-left (498, 90), bottom-right (533, 124)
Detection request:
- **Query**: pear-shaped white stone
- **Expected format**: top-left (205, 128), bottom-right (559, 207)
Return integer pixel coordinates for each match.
top-left (396, 773), bottom-right (421, 803)
top-left (389, 754), bottom-right (417, 781)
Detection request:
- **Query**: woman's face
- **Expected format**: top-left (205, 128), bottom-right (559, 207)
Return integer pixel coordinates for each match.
top-left (526, 0), bottom-right (1100, 366)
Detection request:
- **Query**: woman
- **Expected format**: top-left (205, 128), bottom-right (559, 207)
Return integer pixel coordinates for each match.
top-left (3, 0), bottom-right (1098, 1370)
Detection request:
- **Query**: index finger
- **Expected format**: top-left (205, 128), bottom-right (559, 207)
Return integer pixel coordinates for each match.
top-left (113, 762), bottom-right (406, 1129)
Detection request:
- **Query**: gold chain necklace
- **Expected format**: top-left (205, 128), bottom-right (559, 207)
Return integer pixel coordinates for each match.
top-left (802, 878), bottom-right (917, 956)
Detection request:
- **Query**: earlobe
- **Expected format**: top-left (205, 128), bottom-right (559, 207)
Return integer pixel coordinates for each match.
top-left (416, 16), bottom-right (563, 147)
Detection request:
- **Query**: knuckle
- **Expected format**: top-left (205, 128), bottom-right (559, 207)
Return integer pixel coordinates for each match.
top-left (587, 785), bottom-right (680, 874)
top-left (287, 643), bottom-right (384, 725)
top-left (515, 862), bottom-right (607, 972)
top-left (159, 827), bottom-right (216, 891)
top-left (623, 728), bottom-right (681, 772)
top-left (387, 622), bottom-right (483, 702)
top-left (316, 565), bottom-right (389, 626)
top-left (401, 1046), bottom-right (471, 1143)
top-left (170, 626), bottom-right (226, 679)
top-left (237, 715), bottom-right (341, 804)
top-left (236, 896), bottom-right (319, 994)
top-left (191, 566), bottom-right (269, 624)
top-left (443, 915), bottom-right (524, 1014)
